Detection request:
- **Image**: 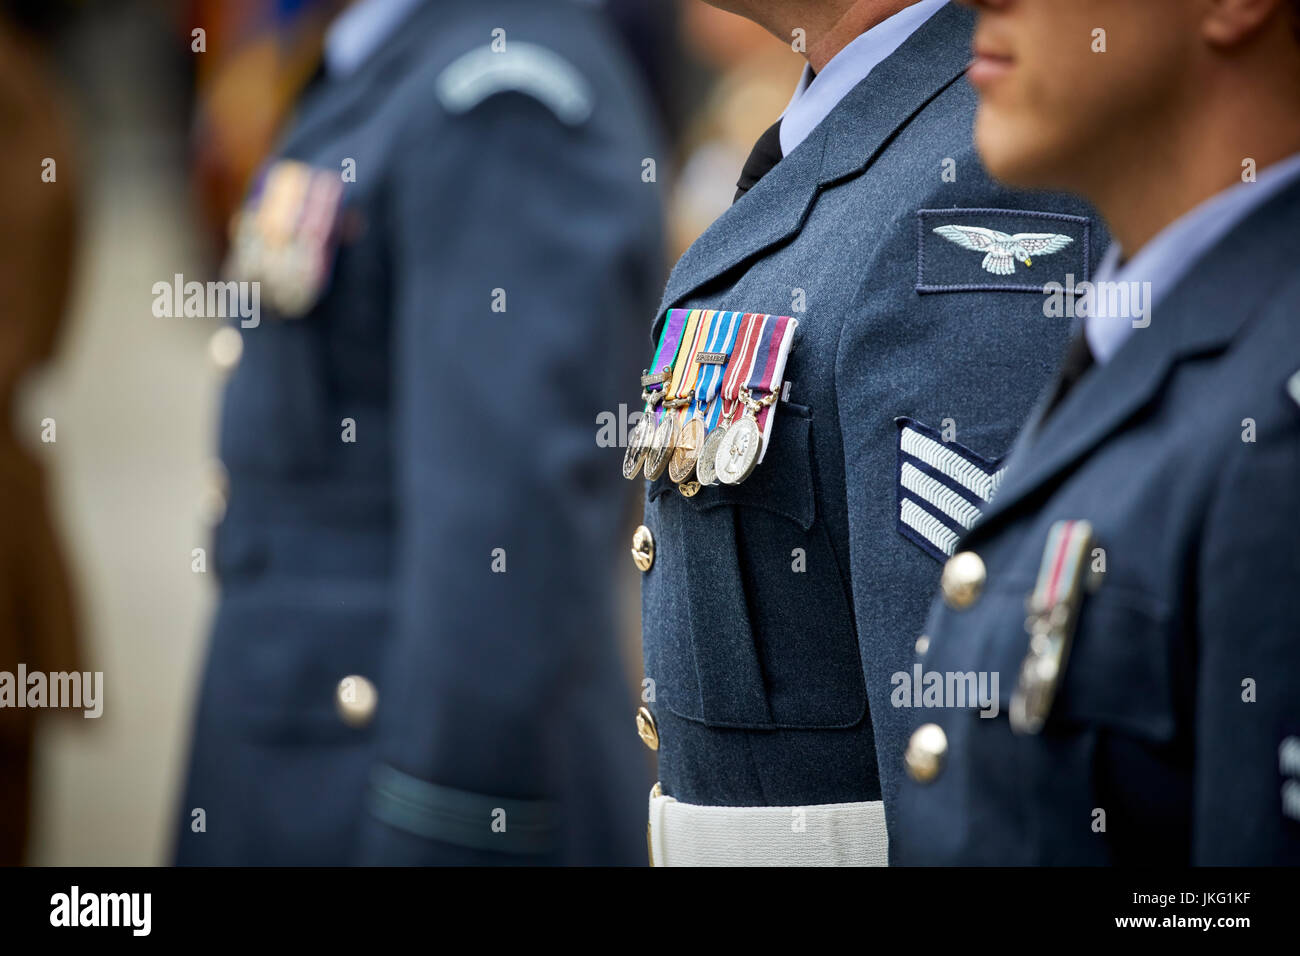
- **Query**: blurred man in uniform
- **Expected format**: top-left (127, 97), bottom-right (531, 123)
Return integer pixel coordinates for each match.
top-left (632, 0), bottom-right (1104, 865)
top-left (0, 1), bottom-right (81, 866)
top-left (176, 0), bottom-right (663, 865)
top-left (896, 0), bottom-right (1300, 864)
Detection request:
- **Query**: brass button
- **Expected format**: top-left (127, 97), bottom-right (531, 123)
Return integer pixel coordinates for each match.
top-left (631, 525), bottom-right (655, 572)
top-left (636, 706), bottom-right (659, 751)
top-left (678, 480), bottom-right (700, 498)
top-left (915, 634), bottom-right (930, 656)
top-left (941, 551), bottom-right (986, 609)
top-left (208, 327), bottom-right (243, 372)
top-left (905, 723), bottom-right (948, 784)
top-left (336, 674), bottom-right (378, 727)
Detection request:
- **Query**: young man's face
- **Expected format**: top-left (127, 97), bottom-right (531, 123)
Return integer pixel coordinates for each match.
top-left (963, 0), bottom-right (1200, 190)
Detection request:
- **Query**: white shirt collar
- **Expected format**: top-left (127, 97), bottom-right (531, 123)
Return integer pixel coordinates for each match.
top-left (324, 0), bottom-right (426, 79)
top-left (779, 0), bottom-right (947, 156)
top-left (1086, 150), bottom-right (1300, 363)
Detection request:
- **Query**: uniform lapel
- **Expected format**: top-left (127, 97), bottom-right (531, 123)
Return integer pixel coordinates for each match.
top-left (970, 178), bottom-right (1300, 537)
top-left (654, 3), bottom-right (975, 332)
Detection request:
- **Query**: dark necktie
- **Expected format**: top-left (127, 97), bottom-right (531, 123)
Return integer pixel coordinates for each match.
top-left (734, 119), bottom-right (784, 203)
top-left (1041, 331), bottom-right (1096, 421)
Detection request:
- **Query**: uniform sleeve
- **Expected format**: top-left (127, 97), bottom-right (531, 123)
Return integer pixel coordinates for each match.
top-left (1192, 410), bottom-right (1300, 864)
top-left (356, 88), bottom-right (658, 864)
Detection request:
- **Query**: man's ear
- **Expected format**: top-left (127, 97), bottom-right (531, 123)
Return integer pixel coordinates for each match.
top-left (1202, 0), bottom-right (1289, 46)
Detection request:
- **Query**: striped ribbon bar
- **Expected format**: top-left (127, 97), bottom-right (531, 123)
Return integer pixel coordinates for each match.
top-left (741, 314), bottom-right (798, 464)
top-left (643, 308), bottom-right (692, 398)
top-left (712, 313), bottom-right (764, 430)
top-left (1010, 518), bottom-right (1095, 735)
top-left (658, 309), bottom-right (703, 422)
top-left (690, 310), bottom-right (745, 425)
top-left (669, 310), bottom-right (714, 427)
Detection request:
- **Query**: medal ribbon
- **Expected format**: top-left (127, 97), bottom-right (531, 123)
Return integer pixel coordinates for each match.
top-left (713, 313), bottom-right (764, 429)
top-left (258, 160), bottom-right (311, 246)
top-left (742, 314), bottom-right (798, 463)
top-left (299, 168), bottom-right (344, 253)
top-left (645, 308), bottom-right (692, 400)
top-left (691, 310), bottom-right (744, 422)
top-left (669, 310), bottom-right (714, 426)
top-left (1030, 519), bottom-right (1092, 613)
top-left (659, 308), bottom-right (703, 422)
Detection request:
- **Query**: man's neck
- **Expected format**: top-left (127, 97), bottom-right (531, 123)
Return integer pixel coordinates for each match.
top-left (1087, 58), bottom-right (1300, 255)
top-left (758, 0), bottom-right (917, 72)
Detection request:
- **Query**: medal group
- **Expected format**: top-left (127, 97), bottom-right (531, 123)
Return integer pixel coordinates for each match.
top-left (622, 309), bottom-right (798, 495)
top-left (225, 159), bottom-right (345, 319)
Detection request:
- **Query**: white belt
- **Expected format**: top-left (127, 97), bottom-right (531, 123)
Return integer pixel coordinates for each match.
top-left (647, 783), bottom-right (888, 866)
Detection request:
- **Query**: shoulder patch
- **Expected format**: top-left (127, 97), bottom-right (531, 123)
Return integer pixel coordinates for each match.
top-left (436, 43), bottom-right (593, 126)
top-left (916, 208), bottom-right (1092, 295)
top-left (1287, 369), bottom-right (1300, 411)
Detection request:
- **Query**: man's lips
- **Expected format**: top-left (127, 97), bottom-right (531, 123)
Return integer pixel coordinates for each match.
top-left (968, 50), bottom-right (1015, 90)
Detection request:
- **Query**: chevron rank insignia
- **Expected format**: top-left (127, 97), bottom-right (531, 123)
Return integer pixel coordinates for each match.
top-left (437, 42), bottom-right (593, 126)
top-left (895, 417), bottom-right (1006, 561)
top-left (916, 208), bottom-right (1091, 294)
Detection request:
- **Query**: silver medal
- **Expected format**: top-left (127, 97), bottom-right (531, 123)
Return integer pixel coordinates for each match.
top-left (695, 421), bottom-right (728, 486)
top-left (716, 415), bottom-right (761, 485)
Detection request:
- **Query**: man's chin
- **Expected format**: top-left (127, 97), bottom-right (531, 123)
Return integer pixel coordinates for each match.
top-left (973, 112), bottom-right (1063, 191)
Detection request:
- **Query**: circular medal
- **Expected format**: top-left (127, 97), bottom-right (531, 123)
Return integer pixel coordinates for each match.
top-left (622, 414), bottom-right (651, 479)
top-left (642, 412), bottom-right (679, 480)
top-left (716, 415), bottom-right (762, 485)
top-left (695, 422), bottom-right (728, 486)
top-left (668, 417), bottom-right (706, 484)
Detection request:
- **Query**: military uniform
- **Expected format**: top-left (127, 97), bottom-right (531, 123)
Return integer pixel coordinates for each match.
top-left (176, 0), bottom-right (662, 865)
top-left (894, 167), bottom-right (1300, 866)
top-left (633, 2), bottom-right (1105, 864)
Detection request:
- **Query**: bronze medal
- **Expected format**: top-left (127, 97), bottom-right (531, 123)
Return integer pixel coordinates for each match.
top-left (716, 414), bottom-right (762, 485)
top-left (668, 416), bottom-right (706, 484)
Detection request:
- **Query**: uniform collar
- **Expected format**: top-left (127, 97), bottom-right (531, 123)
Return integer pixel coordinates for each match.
top-left (970, 173), bottom-right (1300, 539)
top-left (655, 2), bottom-right (974, 322)
top-left (1086, 149), bottom-right (1300, 364)
top-left (779, 0), bottom-right (948, 157)
top-left (323, 0), bottom-right (428, 79)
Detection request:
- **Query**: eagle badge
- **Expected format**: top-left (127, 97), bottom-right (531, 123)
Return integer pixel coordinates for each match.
top-left (932, 225), bottom-right (1075, 276)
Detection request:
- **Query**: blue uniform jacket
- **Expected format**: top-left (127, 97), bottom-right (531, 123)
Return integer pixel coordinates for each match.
top-left (176, 0), bottom-right (663, 865)
top-left (895, 175), bottom-right (1300, 866)
top-left (638, 2), bottom-right (1106, 856)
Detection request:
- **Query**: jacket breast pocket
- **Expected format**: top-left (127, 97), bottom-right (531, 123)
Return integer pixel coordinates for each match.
top-left (1051, 590), bottom-right (1177, 743)
top-left (945, 582), bottom-right (1177, 744)
top-left (643, 403), bottom-right (866, 730)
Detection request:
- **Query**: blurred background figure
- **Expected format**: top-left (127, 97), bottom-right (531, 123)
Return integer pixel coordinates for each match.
top-left (0, 0), bottom-right (82, 866)
top-left (174, 0), bottom-right (665, 865)
top-left (12, 0), bottom-right (781, 865)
